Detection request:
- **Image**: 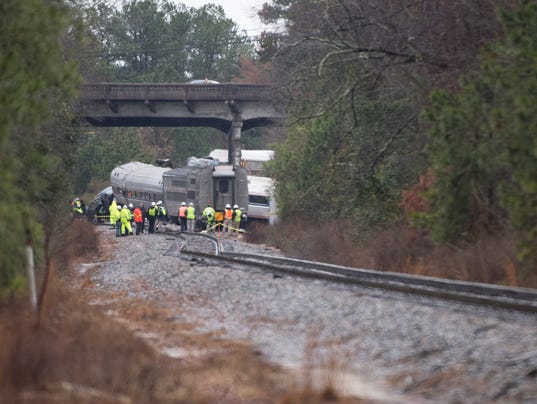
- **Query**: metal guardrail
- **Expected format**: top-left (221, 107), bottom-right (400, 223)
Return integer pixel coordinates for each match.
top-left (81, 83), bottom-right (275, 101)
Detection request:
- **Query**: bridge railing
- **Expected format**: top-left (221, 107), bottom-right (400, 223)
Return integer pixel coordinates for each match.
top-left (81, 83), bottom-right (275, 101)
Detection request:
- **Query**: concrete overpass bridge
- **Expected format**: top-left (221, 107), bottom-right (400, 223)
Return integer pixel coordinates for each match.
top-left (80, 83), bottom-right (284, 165)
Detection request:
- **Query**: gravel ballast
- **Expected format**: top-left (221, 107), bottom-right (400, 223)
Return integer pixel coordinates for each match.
top-left (84, 225), bottom-right (537, 403)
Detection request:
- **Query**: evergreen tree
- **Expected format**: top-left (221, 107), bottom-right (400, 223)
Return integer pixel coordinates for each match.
top-left (423, 1), bottom-right (537, 278)
top-left (0, 0), bottom-right (80, 295)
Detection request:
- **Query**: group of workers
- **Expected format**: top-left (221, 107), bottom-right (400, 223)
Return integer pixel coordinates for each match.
top-left (178, 202), bottom-right (245, 234)
top-left (73, 195), bottom-right (245, 235)
top-left (108, 199), bottom-right (167, 237)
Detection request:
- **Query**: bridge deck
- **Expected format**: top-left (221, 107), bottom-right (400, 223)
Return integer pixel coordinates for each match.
top-left (79, 83), bottom-right (284, 132)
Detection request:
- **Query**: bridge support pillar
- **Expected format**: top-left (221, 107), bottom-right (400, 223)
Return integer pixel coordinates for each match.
top-left (228, 120), bottom-right (243, 166)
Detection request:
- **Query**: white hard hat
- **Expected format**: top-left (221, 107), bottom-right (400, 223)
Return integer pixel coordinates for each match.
top-left (181, 202), bottom-right (186, 206)
top-left (157, 200), bottom-right (162, 205)
top-left (233, 204), bottom-right (238, 209)
top-left (151, 201), bottom-right (156, 206)
top-left (189, 202), bottom-right (193, 206)
top-left (128, 203), bottom-right (133, 208)
top-left (117, 205), bottom-right (122, 209)
top-left (225, 204), bottom-right (231, 209)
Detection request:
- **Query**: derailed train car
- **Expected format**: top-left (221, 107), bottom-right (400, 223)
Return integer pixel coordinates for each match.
top-left (247, 176), bottom-right (278, 224)
top-left (110, 162), bottom-right (169, 207)
top-left (163, 159), bottom-right (249, 222)
top-left (110, 160), bottom-right (249, 223)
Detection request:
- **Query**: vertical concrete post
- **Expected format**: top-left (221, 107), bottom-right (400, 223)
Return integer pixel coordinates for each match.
top-left (26, 242), bottom-right (37, 309)
top-left (228, 120), bottom-right (243, 166)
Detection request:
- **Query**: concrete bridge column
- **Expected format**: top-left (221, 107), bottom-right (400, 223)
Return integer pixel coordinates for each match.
top-left (228, 120), bottom-right (243, 166)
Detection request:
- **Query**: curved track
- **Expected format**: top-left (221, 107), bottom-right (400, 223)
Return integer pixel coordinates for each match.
top-left (170, 230), bottom-right (537, 314)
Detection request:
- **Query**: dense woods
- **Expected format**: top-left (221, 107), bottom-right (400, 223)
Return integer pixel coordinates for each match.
top-left (260, 0), bottom-right (537, 285)
top-left (1, 0), bottom-right (536, 298)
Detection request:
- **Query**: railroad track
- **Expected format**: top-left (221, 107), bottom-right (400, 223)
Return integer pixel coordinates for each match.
top-left (169, 230), bottom-right (537, 314)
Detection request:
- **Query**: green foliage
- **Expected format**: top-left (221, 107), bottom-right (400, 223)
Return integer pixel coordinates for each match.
top-left (491, 2), bottom-right (537, 269)
top-left (74, 129), bottom-right (151, 194)
top-left (423, 2), bottom-right (537, 273)
top-left (0, 0), bottom-right (81, 294)
top-left (269, 97), bottom-right (423, 238)
top-left (423, 79), bottom-right (507, 243)
top-left (86, 0), bottom-right (253, 82)
top-left (188, 4), bottom-right (253, 80)
top-left (170, 127), bottom-right (226, 165)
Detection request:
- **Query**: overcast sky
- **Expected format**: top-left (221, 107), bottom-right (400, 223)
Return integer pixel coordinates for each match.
top-left (183, 0), bottom-right (270, 36)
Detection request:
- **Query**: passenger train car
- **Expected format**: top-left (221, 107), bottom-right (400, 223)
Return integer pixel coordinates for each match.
top-left (110, 160), bottom-right (249, 222)
top-left (162, 159), bottom-right (249, 222)
top-left (209, 149), bottom-right (278, 222)
top-left (247, 175), bottom-right (278, 224)
top-left (110, 162), bottom-right (169, 207)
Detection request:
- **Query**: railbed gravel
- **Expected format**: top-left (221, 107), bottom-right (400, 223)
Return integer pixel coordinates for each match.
top-left (85, 225), bottom-right (537, 403)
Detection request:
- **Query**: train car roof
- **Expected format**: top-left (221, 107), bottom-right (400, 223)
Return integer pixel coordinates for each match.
top-left (163, 165), bottom-right (204, 177)
top-left (243, 150), bottom-right (274, 162)
top-left (111, 162), bottom-right (169, 192)
top-left (247, 176), bottom-right (275, 195)
top-left (209, 149), bottom-right (274, 163)
top-left (162, 163), bottom-right (237, 178)
top-left (213, 164), bottom-right (236, 177)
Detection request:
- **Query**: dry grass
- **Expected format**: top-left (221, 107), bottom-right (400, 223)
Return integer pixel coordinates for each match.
top-left (0, 220), bottom-right (369, 403)
top-left (250, 219), bottom-right (535, 288)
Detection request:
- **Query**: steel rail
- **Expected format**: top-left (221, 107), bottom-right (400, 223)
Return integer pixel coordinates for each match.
top-left (164, 230), bottom-right (221, 255)
top-left (180, 248), bottom-right (537, 314)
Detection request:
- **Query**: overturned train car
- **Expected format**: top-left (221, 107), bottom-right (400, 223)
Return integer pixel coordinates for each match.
top-left (110, 162), bottom-right (169, 208)
top-left (110, 161), bottom-right (249, 222)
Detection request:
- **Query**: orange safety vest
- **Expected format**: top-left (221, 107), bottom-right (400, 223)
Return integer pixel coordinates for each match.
top-left (224, 208), bottom-right (233, 220)
top-left (133, 208), bottom-right (143, 223)
top-left (178, 206), bottom-right (187, 217)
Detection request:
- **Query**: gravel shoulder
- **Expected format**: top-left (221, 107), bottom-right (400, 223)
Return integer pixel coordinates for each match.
top-left (79, 225), bottom-right (537, 403)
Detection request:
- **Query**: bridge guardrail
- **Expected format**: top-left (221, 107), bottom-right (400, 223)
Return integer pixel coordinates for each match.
top-left (81, 83), bottom-right (275, 101)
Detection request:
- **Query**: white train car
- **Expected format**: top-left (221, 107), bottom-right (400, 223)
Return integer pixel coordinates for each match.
top-left (247, 176), bottom-right (278, 224)
top-left (110, 162), bottom-right (169, 207)
top-left (209, 149), bottom-right (274, 175)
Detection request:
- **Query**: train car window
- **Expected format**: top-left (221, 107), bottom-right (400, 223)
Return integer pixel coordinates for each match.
top-left (190, 178), bottom-right (196, 185)
top-left (249, 195), bottom-right (269, 205)
top-left (166, 191), bottom-right (182, 201)
top-left (219, 181), bottom-right (229, 194)
top-left (172, 179), bottom-right (185, 188)
top-left (187, 190), bottom-right (196, 199)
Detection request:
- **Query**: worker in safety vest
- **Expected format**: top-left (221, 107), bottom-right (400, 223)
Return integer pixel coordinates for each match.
top-left (133, 205), bottom-right (143, 235)
top-left (147, 201), bottom-right (158, 234)
top-left (202, 203), bottom-right (216, 231)
top-left (128, 203), bottom-right (135, 227)
top-left (109, 199), bottom-right (118, 228)
top-left (120, 205), bottom-right (133, 236)
top-left (72, 197), bottom-right (85, 218)
top-left (186, 202), bottom-right (196, 232)
top-left (223, 204), bottom-right (233, 233)
top-left (139, 203), bottom-right (146, 233)
top-left (156, 200), bottom-right (167, 222)
top-left (232, 205), bottom-right (242, 235)
top-left (114, 204), bottom-right (122, 237)
top-left (178, 202), bottom-right (187, 231)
